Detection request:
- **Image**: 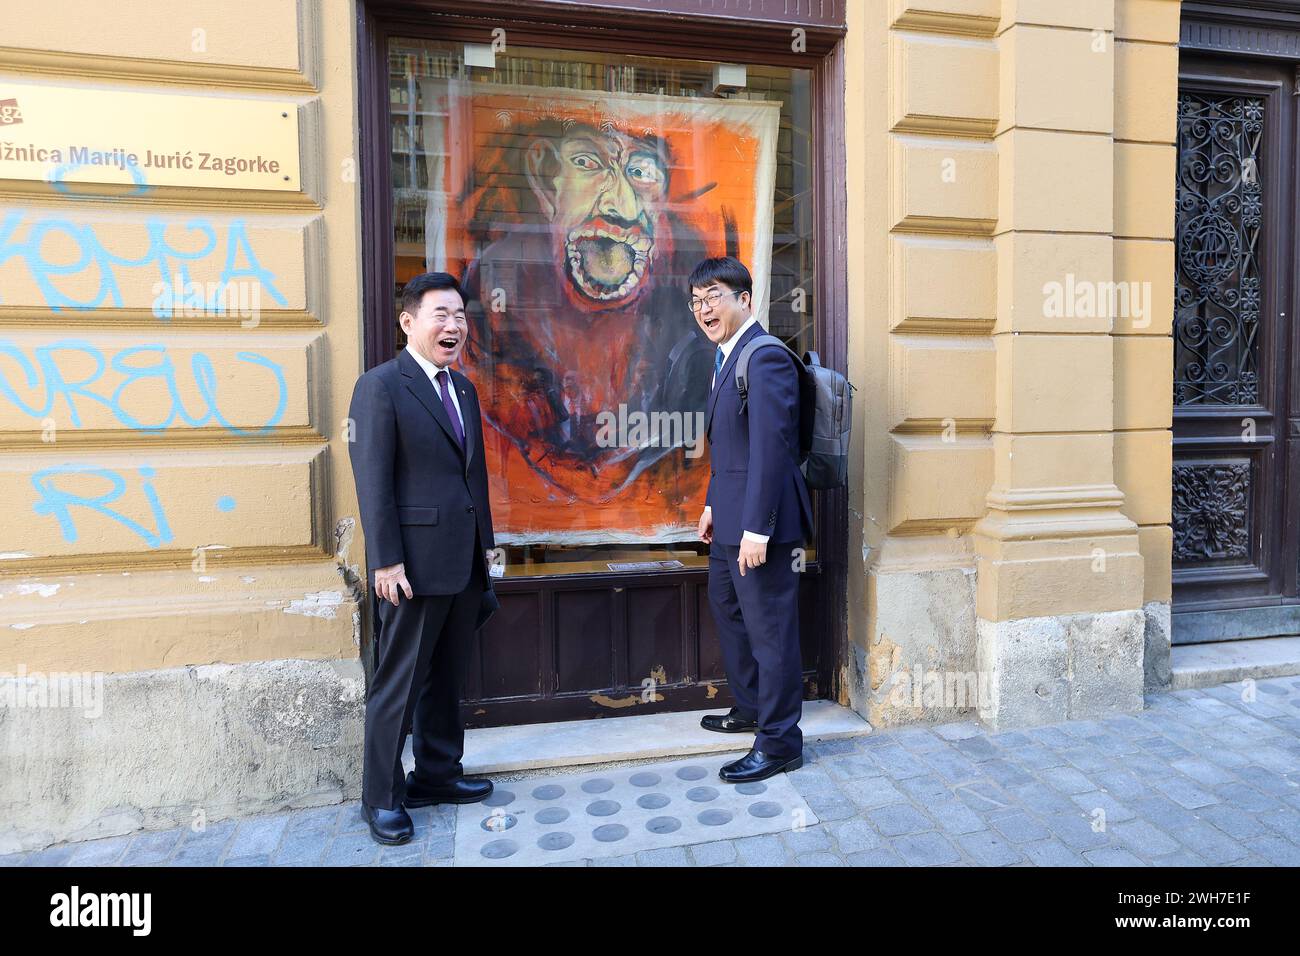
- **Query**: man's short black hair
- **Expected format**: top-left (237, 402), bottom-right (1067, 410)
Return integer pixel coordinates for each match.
top-left (400, 272), bottom-right (466, 315)
top-left (688, 256), bottom-right (753, 298)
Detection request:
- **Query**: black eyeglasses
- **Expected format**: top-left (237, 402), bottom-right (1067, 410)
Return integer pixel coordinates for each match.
top-left (689, 289), bottom-right (744, 313)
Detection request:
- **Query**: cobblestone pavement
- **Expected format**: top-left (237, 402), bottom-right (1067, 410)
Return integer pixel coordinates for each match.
top-left (5, 677), bottom-right (1299, 867)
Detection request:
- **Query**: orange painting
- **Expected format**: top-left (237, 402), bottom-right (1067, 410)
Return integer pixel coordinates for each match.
top-left (422, 82), bottom-right (779, 543)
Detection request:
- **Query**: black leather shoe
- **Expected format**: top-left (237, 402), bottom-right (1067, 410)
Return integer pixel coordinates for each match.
top-left (700, 709), bottom-right (758, 734)
top-left (361, 802), bottom-right (414, 845)
top-left (719, 747), bottom-right (803, 783)
top-left (403, 771), bottom-right (494, 808)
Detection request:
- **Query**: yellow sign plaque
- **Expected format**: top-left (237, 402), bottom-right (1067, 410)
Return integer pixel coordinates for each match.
top-left (0, 81), bottom-right (301, 192)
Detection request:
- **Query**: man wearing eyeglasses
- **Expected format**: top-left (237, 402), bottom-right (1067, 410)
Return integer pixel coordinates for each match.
top-left (691, 256), bottom-right (814, 784)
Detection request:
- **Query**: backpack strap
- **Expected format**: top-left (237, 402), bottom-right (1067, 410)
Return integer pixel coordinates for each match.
top-left (735, 334), bottom-right (803, 412)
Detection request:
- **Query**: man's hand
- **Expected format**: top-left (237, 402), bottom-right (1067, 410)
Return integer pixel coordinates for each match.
top-left (374, 562), bottom-right (413, 606)
top-left (698, 506), bottom-right (713, 544)
top-left (737, 538), bottom-right (767, 577)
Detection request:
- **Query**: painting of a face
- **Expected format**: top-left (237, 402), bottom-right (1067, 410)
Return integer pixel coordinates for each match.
top-left (528, 126), bottom-right (668, 306)
top-left (427, 84), bottom-right (780, 543)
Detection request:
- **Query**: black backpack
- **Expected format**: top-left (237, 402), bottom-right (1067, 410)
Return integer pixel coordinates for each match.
top-left (734, 335), bottom-right (853, 490)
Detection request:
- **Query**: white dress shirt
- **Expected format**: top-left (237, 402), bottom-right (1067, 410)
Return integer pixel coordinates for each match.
top-left (704, 315), bottom-right (768, 545)
top-left (406, 345), bottom-right (464, 431)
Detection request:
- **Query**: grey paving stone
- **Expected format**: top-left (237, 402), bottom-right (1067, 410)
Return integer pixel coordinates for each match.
top-left (121, 829), bottom-right (183, 866)
top-left (227, 813), bottom-right (292, 858)
top-left (828, 818), bottom-right (882, 854)
top-left (1152, 776), bottom-right (1220, 810)
top-left (868, 746), bottom-right (932, 780)
top-left (1058, 747), bottom-right (1111, 774)
top-left (1194, 803), bottom-right (1270, 841)
top-left (591, 853), bottom-right (639, 866)
top-left (952, 736), bottom-right (1000, 762)
top-left (811, 737), bottom-right (859, 757)
top-left (65, 835), bottom-right (131, 866)
top-left (1070, 791), bottom-right (1136, 824)
top-left (1083, 847), bottom-right (1147, 867)
top-left (321, 831), bottom-right (381, 867)
top-left (376, 842), bottom-right (424, 867)
top-left (866, 803), bottom-right (932, 837)
top-left (1241, 765), bottom-right (1299, 796)
top-left (284, 805), bottom-right (343, 836)
top-left (1006, 783), bottom-right (1080, 817)
top-left (635, 845), bottom-right (693, 867)
top-left (689, 839), bottom-right (738, 866)
top-left (979, 758), bottom-right (1036, 789)
top-left (223, 854), bottom-right (273, 867)
top-left (1243, 834), bottom-right (1300, 866)
top-left (1110, 819), bottom-right (1181, 858)
top-left (898, 773), bottom-right (950, 803)
top-left (1023, 726), bottom-right (1075, 749)
top-left (1040, 766), bottom-right (1097, 795)
top-left (838, 775), bottom-right (907, 810)
top-left (953, 780), bottom-right (1012, 813)
top-left (0, 854), bottom-right (28, 867)
top-left (780, 825), bottom-right (831, 855)
top-left (921, 747), bottom-right (983, 784)
top-left (888, 728), bottom-right (949, 754)
top-left (424, 834), bottom-right (454, 860)
top-left (1090, 768), bottom-right (1148, 802)
top-left (822, 753), bottom-right (884, 781)
top-left (957, 830), bottom-right (1022, 866)
top-left (1009, 744), bottom-right (1067, 771)
top-left (1170, 821), bottom-right (1250, 865)
top-left (733, 833), bottom-right (789, 867)
top-left (933, 721), bottom-right (982, 741)
top-left (1213, 782), bottom-right (1282, 814)
top-left (846, 847), bottom-right (907, 866)
top-left (1151, 849), bottom-right (1210, 866)
top-left (1043, 811), bottom-right (1113, 852)
top-left (1167, 757), bottom-right (1239, 789)
top-left (795, 851), bottom-right (846, 866)
top-left (890, 831), bottom-right (961, 866)
top-left (799, 791), bottom-right (859, 822)
top-left (272, 828), bottom-right (330, 866)
top-left (987, 810), bottom-right (1051, 844)
top-left (1257, 807), bottom-right (1300, 841)
top-left (1020, 839), bottom-right (1084, 866)
top-left (22, 845), bottom-right (76, 866)
top-left (926, 798), bottom-right (987, 836)
top-left (1124, 795), bottom-right (1201, 833)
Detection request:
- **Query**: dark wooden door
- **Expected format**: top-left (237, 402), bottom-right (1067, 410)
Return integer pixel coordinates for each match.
top-left (1172, 54), bottom-right (1300, 641)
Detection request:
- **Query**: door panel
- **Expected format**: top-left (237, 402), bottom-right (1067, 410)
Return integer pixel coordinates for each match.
top-left (1172, 56), bottom-right (1296, 637)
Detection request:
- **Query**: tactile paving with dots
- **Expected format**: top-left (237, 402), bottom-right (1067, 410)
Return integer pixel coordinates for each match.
top-left (453, 752), bottom-right (818, 866)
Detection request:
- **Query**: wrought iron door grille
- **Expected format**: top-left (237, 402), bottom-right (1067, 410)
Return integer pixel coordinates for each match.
top-left (1174, 93), bottom-right (1263, 407)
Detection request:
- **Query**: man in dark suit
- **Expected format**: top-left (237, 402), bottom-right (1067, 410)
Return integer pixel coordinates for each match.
top-left (693, 256), bottom-right (814, 784)
top-left (348, 272), bottom-right (497, 845)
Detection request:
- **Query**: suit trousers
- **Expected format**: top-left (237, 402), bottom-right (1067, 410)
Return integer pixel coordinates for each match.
top-left (362, 534), bottom-right (485, 810)
top-left (706, 539), bottom-right (803, 760)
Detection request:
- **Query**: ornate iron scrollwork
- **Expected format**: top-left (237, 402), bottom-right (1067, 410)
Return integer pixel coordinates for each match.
top-left (1172, 461), bottom-right (1251, 563)
top-left (1174, 93), bottom-right (1263, 407)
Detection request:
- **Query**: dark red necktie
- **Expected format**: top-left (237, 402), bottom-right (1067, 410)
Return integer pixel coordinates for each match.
top-left (435, 369), bottom-right (464, 448)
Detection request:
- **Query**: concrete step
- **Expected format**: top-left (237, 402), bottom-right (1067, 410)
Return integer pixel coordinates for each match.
top-left (1170, 635), bottom-right (1300, 690)
top-left (403, 700), bottom-right (873, 778)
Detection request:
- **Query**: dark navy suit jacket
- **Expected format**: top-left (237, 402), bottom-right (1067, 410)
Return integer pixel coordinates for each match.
top-left (348, 348), bottom-right (495, 596)
top-left (705, 322), bottom-right (814, 546)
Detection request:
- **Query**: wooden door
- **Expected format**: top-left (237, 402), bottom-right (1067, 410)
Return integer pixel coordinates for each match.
top-left (1172, 54), bottom-right (1299, 641)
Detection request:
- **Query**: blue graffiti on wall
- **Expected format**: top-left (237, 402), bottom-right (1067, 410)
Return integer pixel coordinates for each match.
top-left (32, 464), bottom-right (174, 548)
top-left (0, 212), bottom-right (287, 318)
top-left (0, 339), bottom-right (287, 435)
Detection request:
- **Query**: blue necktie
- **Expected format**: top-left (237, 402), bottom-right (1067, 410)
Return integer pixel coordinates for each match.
top-left (714, 346), bottom-right (724, 380)
top-left (436, 369), bottom-right (464, 448)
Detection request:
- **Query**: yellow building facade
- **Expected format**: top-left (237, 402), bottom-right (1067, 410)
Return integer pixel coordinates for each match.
top-left (0, 0), bottom-right (1199, 850)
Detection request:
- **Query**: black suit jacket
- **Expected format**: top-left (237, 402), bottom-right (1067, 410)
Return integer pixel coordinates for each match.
top-left (348, 349), bottom-right (495, 596)
top-left (705, 322), bottom-right (814, 546)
